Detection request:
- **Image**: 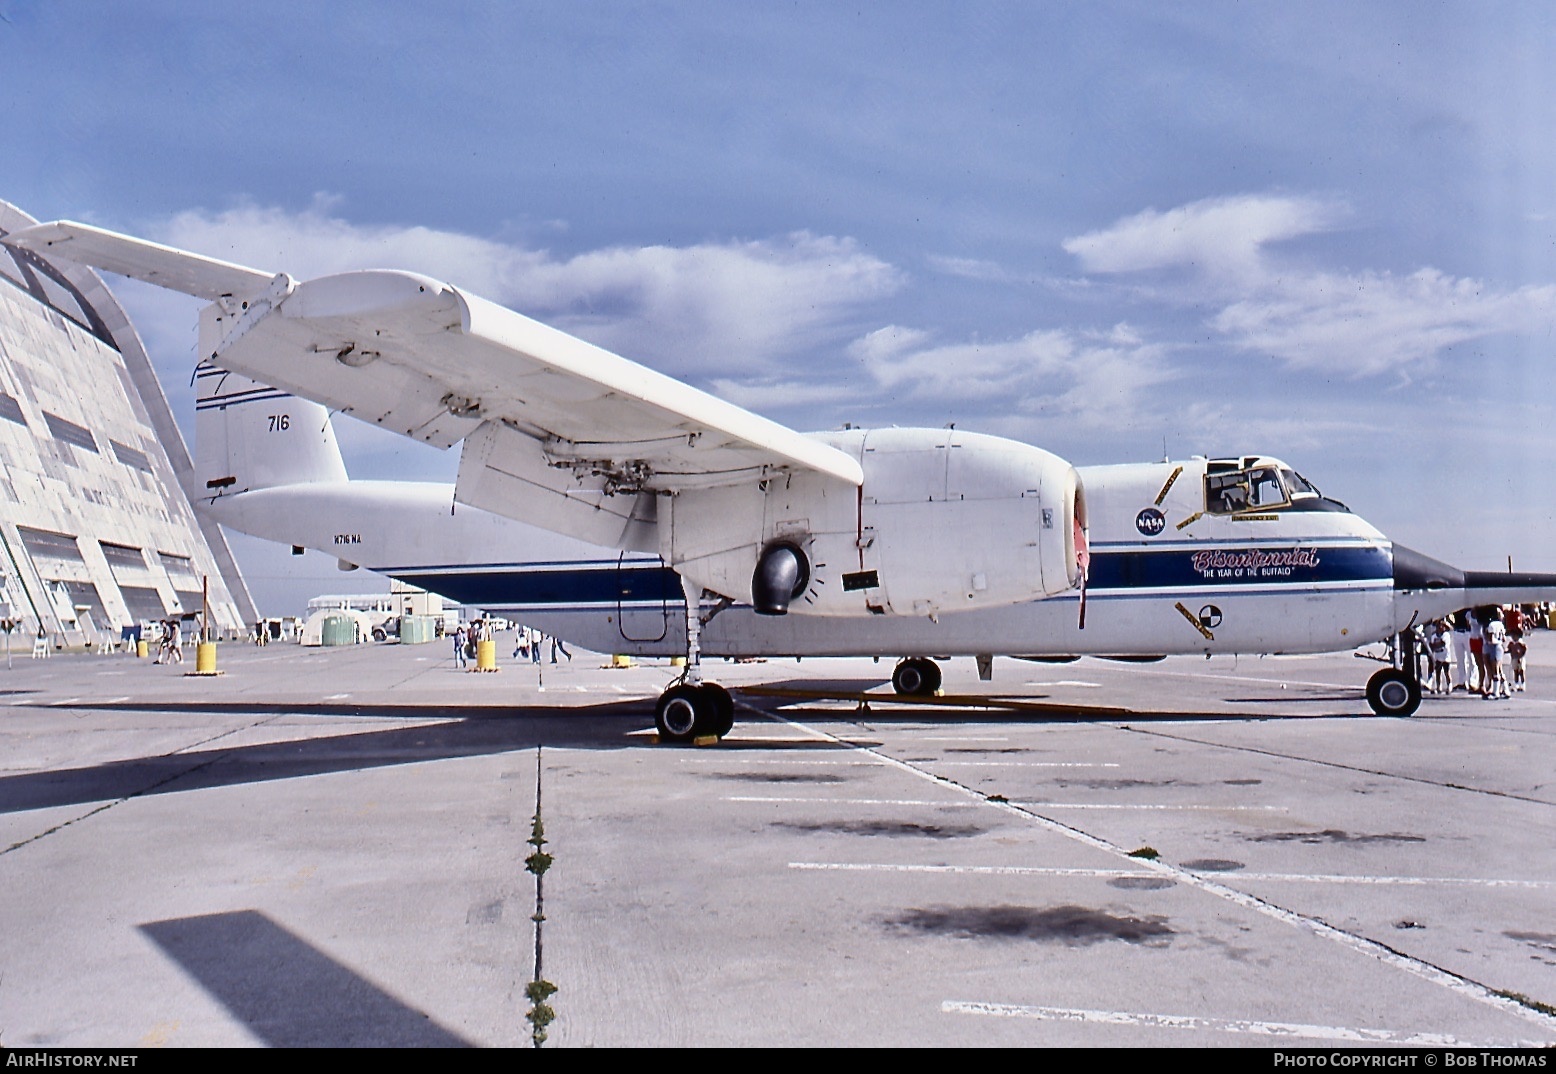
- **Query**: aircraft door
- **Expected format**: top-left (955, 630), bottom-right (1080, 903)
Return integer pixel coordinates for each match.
top-left (615, 552), bottom-right (671, 642)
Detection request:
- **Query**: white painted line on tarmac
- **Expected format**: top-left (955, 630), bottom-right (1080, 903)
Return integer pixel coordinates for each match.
top-left (933, 761), bottom-right (1121, 768)
top-left (721, 734), bottom-right (836, 744)
top-left (792, 862), bottom-right (1150, 879)
top-left (680, 757), bottom-right (888, 766)
top-left (791, 861), bottom-right (1556, 889)
top-left (728, 796), bottom-right (981, 808)
top-left (772, 712), bottom-right (1556, 1035)
top-left (324, 693), bottom-right (350, 700)
top-left (1208, 871), bottom-right (1556, 889)
top-left (1130, 667), bottom-right (1348, 690)
top-left (1029, 802), bottom-right (1285, 811)
top-left (941, 1001), bottom-right (1488, 1046)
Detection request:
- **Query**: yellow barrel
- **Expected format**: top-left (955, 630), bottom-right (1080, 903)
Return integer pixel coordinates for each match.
top-left (196, 642), bottom-right (217, 674)
top-left (476, 639), bottom-right (497, 671)
top-left (610, 654), bottom-right (633, 668)
top-left (670, 656), bottom-right (686, 667)
top-left (136, 640), bottom-right (149, 659)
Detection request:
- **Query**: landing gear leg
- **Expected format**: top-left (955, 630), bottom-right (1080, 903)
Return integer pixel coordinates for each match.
top-left (653, 575), bottom-right (734, 743)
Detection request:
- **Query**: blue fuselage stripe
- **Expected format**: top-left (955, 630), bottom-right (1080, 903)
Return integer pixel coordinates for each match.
top-left (386, 545), bottom-right (1392, 609)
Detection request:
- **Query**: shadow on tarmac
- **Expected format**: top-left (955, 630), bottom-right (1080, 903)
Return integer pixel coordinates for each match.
top-left (0, 683), bottom-right (1382, 817)
top-left (140, 910), bottom-right (472, 1047)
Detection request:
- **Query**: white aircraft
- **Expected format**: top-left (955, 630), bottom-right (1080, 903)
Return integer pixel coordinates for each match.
top-left (10, 220), bottom-right (1556, 741)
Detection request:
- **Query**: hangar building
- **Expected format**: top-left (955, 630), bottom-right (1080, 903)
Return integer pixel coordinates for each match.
top-left (0, 200), bottom-right (255, 647)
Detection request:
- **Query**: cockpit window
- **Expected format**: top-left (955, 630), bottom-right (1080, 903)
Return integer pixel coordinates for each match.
top-left (1205, 465), bottom-right (1291, 515)
top-left (1281, 469), bottom-right (1317, 497)
top-left (1205, 462), bottom-right (1351, 515)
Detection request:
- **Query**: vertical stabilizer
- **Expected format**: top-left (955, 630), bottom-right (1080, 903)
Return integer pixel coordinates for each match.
top-left (194, 358), bottom-right (348, 496)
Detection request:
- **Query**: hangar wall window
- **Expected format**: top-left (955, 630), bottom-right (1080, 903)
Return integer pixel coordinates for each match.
top-left (42, 411), bottom-right (98, 453)
top-left (18, 526), bottom-right (85, 564)
top-left (53, 579), bottom-right (108, 632)
top-left (111, 439), bottom-right (153, 473)
top-left (117, 585), bottom-right (168, 622)
top-left (99, 542), bottom-right (148, 570)
top-left (0, 392), bottom-right (24, 427)
top-left (158, 552), bottom-right (201, 587)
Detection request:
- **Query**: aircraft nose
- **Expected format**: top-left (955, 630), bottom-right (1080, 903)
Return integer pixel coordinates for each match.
top-left (1390, 544), bottom-right (1465, 591)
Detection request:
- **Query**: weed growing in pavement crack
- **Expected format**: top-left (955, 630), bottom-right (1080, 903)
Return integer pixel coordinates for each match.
top-left (524, 747), bottom-right (557, 1046)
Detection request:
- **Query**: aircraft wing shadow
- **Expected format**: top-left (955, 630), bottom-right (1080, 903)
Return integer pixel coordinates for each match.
top-left (0, 698), bottom-right (652, 816)
top-left (139, 910), bottom-right (472, 1047)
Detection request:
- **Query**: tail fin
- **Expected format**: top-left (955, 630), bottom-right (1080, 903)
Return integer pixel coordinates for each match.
top-left (194, 359), bottom-right (348, 497)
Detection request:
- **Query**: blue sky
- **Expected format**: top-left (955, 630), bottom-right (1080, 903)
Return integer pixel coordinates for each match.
top-left (5, 2), bottom-right (1556, 612)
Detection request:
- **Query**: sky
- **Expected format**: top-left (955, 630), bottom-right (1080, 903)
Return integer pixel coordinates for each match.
top-left (4, 1), bottom-right (1556, 614)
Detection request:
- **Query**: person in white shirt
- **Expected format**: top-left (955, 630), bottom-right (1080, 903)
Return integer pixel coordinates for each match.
top-left (1482, 612), bottom-right (1509, 699)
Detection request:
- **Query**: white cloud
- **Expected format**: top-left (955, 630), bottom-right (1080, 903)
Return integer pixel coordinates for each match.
top-left (1062, 193), bottom-right (1344, 279)
top-left (925, 254), bottom-right (1016, 283)
top-left (151, 200), bottom-right (903, 376)
top-left (1213, 268), bottom-right (1556, 375)
top-left (1065, 193), bottom-right (1556, 376)
top-left (848, 322), bottom-right (1174, 426)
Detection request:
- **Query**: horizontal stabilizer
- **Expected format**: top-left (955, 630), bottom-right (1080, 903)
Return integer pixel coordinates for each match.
top-left (5, 220), bottom-right (278, 301)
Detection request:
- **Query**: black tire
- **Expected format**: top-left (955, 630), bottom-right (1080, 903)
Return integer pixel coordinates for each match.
top-left (1366, 668), bottom-right (1421, 717)
top-left (655, 685), bottom-right (704, 742)
top-left (699, 684), bottom-right (735, 738)
top-left (891, 657), bottom-right (941, 697)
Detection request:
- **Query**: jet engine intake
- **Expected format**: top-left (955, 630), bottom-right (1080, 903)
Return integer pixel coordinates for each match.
top-left (752, 541), bottom-right (810, 615)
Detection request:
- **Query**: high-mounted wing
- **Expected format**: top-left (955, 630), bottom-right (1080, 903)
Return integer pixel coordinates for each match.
top-left (7, 221), bottom-right (863, 549)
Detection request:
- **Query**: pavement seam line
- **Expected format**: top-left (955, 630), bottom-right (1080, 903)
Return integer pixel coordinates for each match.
top-left (1, 712), bottom-right (287, 858)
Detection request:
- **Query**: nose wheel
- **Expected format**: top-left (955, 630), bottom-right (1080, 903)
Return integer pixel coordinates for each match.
top-left (1365, 667), bottom-right (1421, 717)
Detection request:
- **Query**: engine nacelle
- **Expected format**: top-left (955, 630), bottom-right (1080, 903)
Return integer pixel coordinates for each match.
top-left (662, 427), bottom-right (1086, 618)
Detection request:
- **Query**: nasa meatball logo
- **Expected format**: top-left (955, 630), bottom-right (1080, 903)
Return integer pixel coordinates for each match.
top-left (1135, 507), bottom-right (1166, 536)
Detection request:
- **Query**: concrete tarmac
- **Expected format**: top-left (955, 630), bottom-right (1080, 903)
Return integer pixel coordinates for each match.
top-left (2, 636), bottom-right (1555, 1048)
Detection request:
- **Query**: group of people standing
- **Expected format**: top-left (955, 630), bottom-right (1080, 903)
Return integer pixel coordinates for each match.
top-left (451, 619), bottom-right (571, 668)
top-left (1424, 606), bottom-right (1535, 699)
top-left (151, 618), bottom-right (183, 664)
top-left (514, 624), bottom-right (570, 665)
top-left (451, 617), bottom-right (495, 668)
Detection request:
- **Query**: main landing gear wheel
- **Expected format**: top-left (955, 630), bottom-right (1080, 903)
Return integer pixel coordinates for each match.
top-left (702, 683), bottom-right (735, 739)
top-left (654, 683), bottom-right (735, 743)
top-left (1365, 667), bottom-right (1421, 717)
top-left (891, 657), bottom-right (942, 697)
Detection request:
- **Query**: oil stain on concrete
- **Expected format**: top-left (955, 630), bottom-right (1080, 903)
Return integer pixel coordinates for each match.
top-left (886, 904), bottom-right (1174, 947)
top-left (774, 820), bottom-right (985, 839)
top-left (1180, 858), bottom-right (1245, 872)
top-left (1246, 829), bottom-right (1425, 845)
